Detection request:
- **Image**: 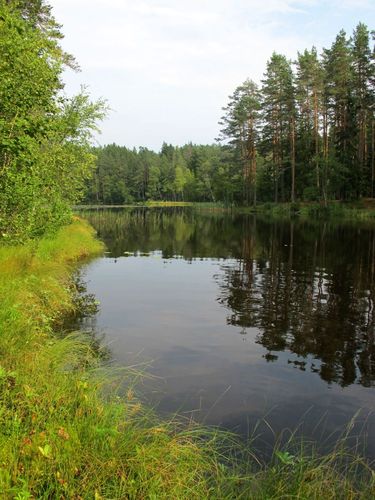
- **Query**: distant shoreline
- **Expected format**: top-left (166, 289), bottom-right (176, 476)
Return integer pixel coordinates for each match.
top-left (75, 199), bottom-right (375, 220)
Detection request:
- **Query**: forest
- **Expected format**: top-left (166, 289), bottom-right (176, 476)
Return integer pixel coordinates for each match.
top-left (1, 1), bottom-right (375, 498)
top-left (0, 0), bottom-right (105, 241)
top-left (85, 23), bottom-right (374, 207)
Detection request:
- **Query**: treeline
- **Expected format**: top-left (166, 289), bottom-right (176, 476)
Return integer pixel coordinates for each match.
top-left (0, 1), bottom-right (105, 241)
top-left (220, 22), bottom-right (374, 205)
top-left (85, 22), bottom-right (374, 206)
top-left (85, 143), bottom-right (230, 204)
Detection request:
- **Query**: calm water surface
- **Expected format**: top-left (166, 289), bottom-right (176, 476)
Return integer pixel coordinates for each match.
top-left (79, 208), bottom-right (375, 458)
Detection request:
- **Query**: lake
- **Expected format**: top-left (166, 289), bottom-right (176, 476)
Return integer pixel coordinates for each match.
top-left (78, 207), bottom-right (375, 459)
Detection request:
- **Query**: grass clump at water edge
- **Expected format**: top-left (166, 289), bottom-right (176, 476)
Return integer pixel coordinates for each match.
top-left (0, 218), bottom-right (219, 498)
top-left (0, 217), bottom-right (373, 498)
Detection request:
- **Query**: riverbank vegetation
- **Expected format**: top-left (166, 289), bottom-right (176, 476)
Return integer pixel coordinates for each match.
top-left (1, 0), bottom-right (374, 497)
top-left (0, 0), bottom-right (106, 242)
top-left (0, 217), bottom-right (374, 498)
top-left (0, 219), bottom-right (217, 498)
top-left (79, 198), bottom-right (375, 221)
top-left (242, 198), bottom-right (375, 219)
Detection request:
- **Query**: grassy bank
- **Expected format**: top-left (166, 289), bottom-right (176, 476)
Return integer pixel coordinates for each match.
top-left (76, 199), bottom-right (375, 220)
top-left (0, 218), bottom-right (374, 498)
top-left (0, 219), bottom-right (225, 498)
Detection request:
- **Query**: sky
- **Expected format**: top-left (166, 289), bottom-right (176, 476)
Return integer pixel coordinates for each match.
top-left (51, 0), bottom-right (374, 151)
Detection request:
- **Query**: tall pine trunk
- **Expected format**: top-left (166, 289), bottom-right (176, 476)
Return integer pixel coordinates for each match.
top-left (290, 116), bottom-right (296, 203)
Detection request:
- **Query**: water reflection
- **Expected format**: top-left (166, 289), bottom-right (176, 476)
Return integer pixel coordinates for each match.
top-left (60, 270), bottom-right (109, 360)
top-left (217, 218), bottom-right (375, 388)
top-left (81, 208), bottom-right (375, 389)
top-left (82, 207), bottom-right (245, 259)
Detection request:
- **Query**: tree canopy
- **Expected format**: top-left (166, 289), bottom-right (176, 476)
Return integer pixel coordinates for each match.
top-left (1, 3), bottom-right (373, 217)
top-left (85, 22), bottom-right (374, 207)
top-left (0, 0), bottom-right (106, 240)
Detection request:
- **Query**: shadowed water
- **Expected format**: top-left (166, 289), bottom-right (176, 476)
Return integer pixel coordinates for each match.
top-left (79, 207), bottom-right (375, 458)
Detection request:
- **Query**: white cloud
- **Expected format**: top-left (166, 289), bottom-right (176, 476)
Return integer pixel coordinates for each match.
top-left (54, 1), bottom-right (308, 83)
top-left (336, 0), bottom-right (374, 8)
top-left (50, 0), bottom-right (374, 149)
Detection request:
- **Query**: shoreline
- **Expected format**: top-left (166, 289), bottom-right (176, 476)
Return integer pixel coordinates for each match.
top-left (0, 218), bottom-right (228, 498)
top-left (75, 199), bottom-right (375, 220)
top-left (0, 217), bottom-right (373, 498)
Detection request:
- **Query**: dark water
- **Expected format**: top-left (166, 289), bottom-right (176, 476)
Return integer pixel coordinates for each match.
top-left (79, 208), bottom-right (375, 458)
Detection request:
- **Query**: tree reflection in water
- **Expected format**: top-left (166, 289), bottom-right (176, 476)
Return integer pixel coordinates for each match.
top-left (81, 207), bottom-right (375, 388)
top-left (217, 216), bottom-right (375, 387)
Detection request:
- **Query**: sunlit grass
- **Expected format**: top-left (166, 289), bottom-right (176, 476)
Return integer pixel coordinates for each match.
top-left (145, 200), bottom-right (194, 207)
top-left (0, 218), bottom-right (225, 498)
top-left (0, 217), bottom-right (373, 498)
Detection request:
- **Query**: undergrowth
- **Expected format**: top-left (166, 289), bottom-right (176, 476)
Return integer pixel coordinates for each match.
top-left (0, 217), bottom-right (373, 498)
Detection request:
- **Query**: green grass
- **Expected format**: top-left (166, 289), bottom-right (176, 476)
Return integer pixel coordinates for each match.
top-left (237, 199), bottom-right (375, 220)
top-left (77, 199), bottom-right (375, 221)
top-left (0, 217), bottom-right (373, 498)
top-left (145, 200), bottom-right (194, 207)
top-left (0, 219), bottom-right (222, 498)
top-left (247, 423), bottom-right (375, 499)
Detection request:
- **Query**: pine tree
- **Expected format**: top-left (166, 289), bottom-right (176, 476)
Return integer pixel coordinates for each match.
top-left (323, 30), bottom-right (356, 199)
top-left (261, 54), bottom-right (296, 202)
top-left (219, 79), bottom-right (261, 205)
top-left (352, 23), bottom-right (374, 196)
top-left (295, 48), bottom-right (324, 199)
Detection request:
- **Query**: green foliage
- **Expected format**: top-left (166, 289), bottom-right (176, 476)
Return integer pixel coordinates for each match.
top-left (84, 22), bottom-right (374, 209)
top-left (84, 143), bottom-right (228, 205)
top-left (0, 2), bottom-right (106, 242)
top-left (219, 79), bottom-right (261, 205)
top-left (0, 220), bottom-right (216, 498)
top-left (260, 53), bottom-right (296, 203)
top-left (1, 216), bottom-right (373, 498)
